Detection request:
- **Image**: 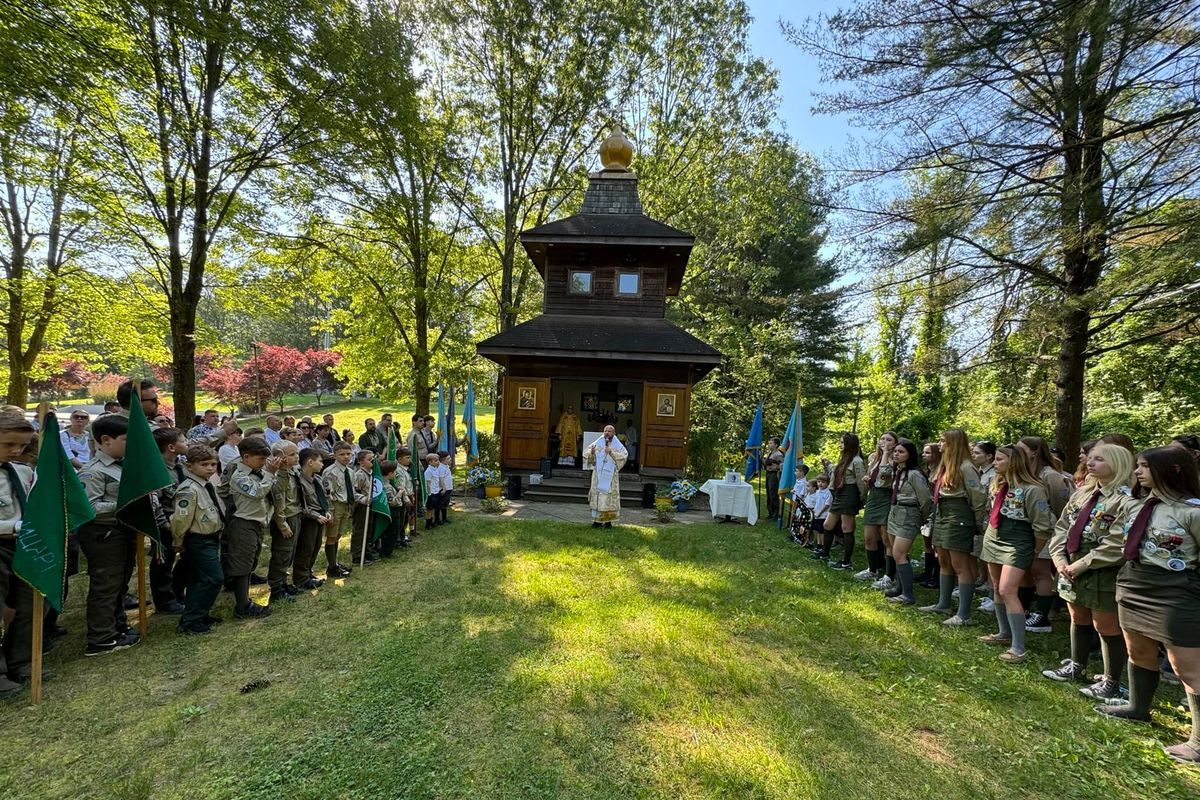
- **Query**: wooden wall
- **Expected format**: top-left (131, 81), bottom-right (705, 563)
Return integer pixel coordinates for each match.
top-left (543, 264), bottom-right (667, 317)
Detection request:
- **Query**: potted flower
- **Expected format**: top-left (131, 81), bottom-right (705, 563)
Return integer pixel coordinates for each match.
top-left (467, 466), bottom-right (502, 499)
top-left (484, 469), bottom-right (505, 499)
top-left (669, 479), bottom-right (698, 512)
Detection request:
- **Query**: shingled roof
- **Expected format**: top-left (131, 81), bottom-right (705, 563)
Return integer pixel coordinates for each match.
top-left (477, 315), bottom-right (722, 365)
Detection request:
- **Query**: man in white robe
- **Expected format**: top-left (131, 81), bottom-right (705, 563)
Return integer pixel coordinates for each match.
top-left (583, 425), bottom-right (627, 528)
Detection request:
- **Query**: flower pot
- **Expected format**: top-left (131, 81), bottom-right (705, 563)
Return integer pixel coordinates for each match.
top-left (674, 499), bottom-right (690, 512)
top-left (475, 486), bottom-right (486, 499)
top-left (485, 485), bottom-right (502, 499)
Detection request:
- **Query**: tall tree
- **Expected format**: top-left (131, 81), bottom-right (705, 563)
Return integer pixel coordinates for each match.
top-left (791, 0), bottom-right (1200, 465)
top-left (93, 0), bottom-right (321, 426)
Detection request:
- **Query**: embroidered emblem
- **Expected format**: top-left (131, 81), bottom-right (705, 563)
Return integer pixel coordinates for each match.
top-left (1166, 558), bottom-right (1187, 572)
top-left (236, 477), bottom-right (258, 497)
top-left (177, 498), bottom-right (189, 509)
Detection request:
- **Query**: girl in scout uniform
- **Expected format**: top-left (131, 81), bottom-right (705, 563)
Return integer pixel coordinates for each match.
top-left (971, 440), bottom-right (998, 611)
top-left (1098, 445), bottom-right (1200, 765)
top-left (920, 429), bottom-right (986, 625)
top-left (823, 433), bottom-right (868, 570)
top-left (859, 432), bottom-right (898, 586)
top-left (1018, 435), bottom-right (1074, 633)
top-left (977, 445), bottom-right (1054, 663)
top-left (917, 442), bottom-right (943, 588)
top-left (1043, 443), bottom-right (1138, 699)
top-left (885, 439), bottom-right (931, 605)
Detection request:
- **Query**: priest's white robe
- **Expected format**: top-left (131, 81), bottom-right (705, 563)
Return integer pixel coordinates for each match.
top-left (583, 434), bottom-right (628, 523)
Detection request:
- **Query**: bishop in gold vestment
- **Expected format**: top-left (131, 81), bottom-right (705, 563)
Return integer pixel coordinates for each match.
top-left (556, 406), bottom-right (583, 464)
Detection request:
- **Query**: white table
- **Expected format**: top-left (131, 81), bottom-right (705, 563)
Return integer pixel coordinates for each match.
top-left (699, 479), bottom-right (758, 525)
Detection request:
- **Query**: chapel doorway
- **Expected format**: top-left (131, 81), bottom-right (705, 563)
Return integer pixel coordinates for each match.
top-left (549, 379), bottom-right (643, 471)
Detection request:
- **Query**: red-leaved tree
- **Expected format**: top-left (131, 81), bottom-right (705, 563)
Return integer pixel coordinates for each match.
top-left (198, 366), bottom-right (252, 413)
top-left (243, 343), bottom-right (306, 412)
top-left (297, 349), bottom-right (343, 407)
top-left (30, 359), bottom-right (100, 401)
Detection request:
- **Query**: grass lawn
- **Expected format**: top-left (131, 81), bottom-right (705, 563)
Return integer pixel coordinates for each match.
top-left (2, 517), bottom-right (1198, 799)
top-left (233, 398), bottom-right (497, 441)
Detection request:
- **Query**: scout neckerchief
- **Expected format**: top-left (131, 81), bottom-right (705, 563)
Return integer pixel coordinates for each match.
top-left (1066, 489), bottom-right (1103, 554)
top-left (204, 483), bottom-right (227, 526)
top-left (343, 465), bottom-right (355, 503)
top-left (1122, 497), bottom-right (1161, 561)
top-left (2, 461), bottom-right (27, 512)
top-left (988, 482), bottom-right (1008, 529)
top-left (890, 467), bottom-right (906, 505)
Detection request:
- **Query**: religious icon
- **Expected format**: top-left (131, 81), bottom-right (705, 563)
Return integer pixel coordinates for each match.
top-left (581, 393), bottom-right (599, 411)
top-left (517, 387), bottom-right (537, 410)
top-left (616, 394), bottom-right (634, 413)
top-left (656, 393), bottom-right (676, 417)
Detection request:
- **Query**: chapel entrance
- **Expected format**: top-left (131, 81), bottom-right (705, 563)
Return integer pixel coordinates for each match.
top-left (549, 379), bottom-right (643, 471)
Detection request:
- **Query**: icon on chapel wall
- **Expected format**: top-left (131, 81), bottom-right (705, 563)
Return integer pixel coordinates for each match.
top-left (616, 394), bottom-right (634, 413)
top-left (656, 393), bottom-right (676, 417)
top-left (581, 393), bottom-right (599, 411)
top-left (517, 387), bottom-right (537, 410)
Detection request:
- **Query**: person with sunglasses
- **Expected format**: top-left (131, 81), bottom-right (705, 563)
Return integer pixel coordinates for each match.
top-left (296, 421), bottom-right (315, 450)
top-left (61, 408), bottom-right (93, 469)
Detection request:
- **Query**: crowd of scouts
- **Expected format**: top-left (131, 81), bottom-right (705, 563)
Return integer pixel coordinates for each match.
top-left (763, 428), bottom-right (1200, 764)
top-left (0, 379), bottom-right (464, 699)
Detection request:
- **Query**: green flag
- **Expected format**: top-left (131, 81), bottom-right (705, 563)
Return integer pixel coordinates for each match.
top-left (117, 386), bottom-right (174, 548)
top-left (370, 459), bottom-right (391, 541)
top-left (386, 425), bottom-right (397, 460)
top-left (13, 413), bottom-right (95, 612)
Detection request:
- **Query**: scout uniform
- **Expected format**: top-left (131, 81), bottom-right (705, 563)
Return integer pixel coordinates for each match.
top-left (293, 468), bottom-right (331, 587)
top-left (378, 481), bottom-right (404, 556)
top-left (886, 466), bottom-right (932, 603)
top-left (322, 460), bottom-right (358, 546)
top-left (78, 451), bottom-right (139, 648)
top-left (828, 454), bottom-right (868, 515)
top-left (1117, 492), bottom-right (1200, 646)
top-left (424, 460), bottom-right (444, 528)
top-left (763, 446), bottom-right (784, 519)
top-left (268, 464), bottom-right (303, 595)
top-left (223, 464), bottom-right (276, 581)
top-left (861, 459), bottom-right (894, 526)
top-left (150, 460), bottom-right (187, 609)
top-left (1036, 464), bottom-right (1074, 560)
top-left (394, 464), bottom-right (415, 537)
top-left (0, 460), bottom-right (35, 684)
top-left (349, 463), bottom-right (374, 562)
top-left (437, 460), bottom-right (453, 523)
top-left (982, 481), bottom-right (1054, 571)
top-left (1048, 482), bottom-right (1137, 612)
top-left (931, 459), bottom-right (986, 553)
top-left (171, 473), bottom-right (226, 630)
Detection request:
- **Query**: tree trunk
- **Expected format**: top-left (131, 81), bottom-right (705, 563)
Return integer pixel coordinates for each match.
top-left (1054, 305), bottom-right (1090, 472)
top-left (5, 292), bottom-right (27, 407)
top-left (170, 305), bottom-right (198, 428)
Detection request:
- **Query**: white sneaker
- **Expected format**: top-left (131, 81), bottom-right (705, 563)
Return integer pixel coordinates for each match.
top-left (979, 597), bottom-right (994, 612)
top-left (951, 587), bottom-right (961, 600)
top-left (871, 576), bottom-right (893, 590)
top-left (853, 569), bottom-right (875, 581)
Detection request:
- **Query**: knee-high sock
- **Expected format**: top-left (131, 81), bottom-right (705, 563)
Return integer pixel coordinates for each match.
top-left (897, 562), bottom-right (915, 600)
top-left (234, 575), bottom-right (251, 610)
top-left (324, 543), bottom-right (339, 570)
top-left (994, 601), bottom-right (1011, 637)
top-left (1101, 663), bottom-right (1159, 720)
top-left (1188, 693), bottom-right (1200, 747)
top-left (842, 533), bottom-right (855, 565)
top-left (822, 530), bottom-right (834, 555)
top-left (937, 573), bottom-right (955, 610)
top-left (956, 582), bottom-right (975, 619)
top-left (1018, 585), bottom-right (1035, 609)
top-left (1070, 622), bottom-right (1097, 669)
top-left (1034, 593), bottom-right (1054, 616)
top-left (1008, 613), bottom-right (1027, 655)
top-left (1101, 633), bottom-right (1128, 683)
top-left (885, 555), bottom-right (896, 579)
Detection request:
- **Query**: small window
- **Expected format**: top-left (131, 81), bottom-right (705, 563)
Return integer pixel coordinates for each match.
top-left (616, 272), bottom-right (639, 296)
top-left (568, 270), bottom-right (592, 294)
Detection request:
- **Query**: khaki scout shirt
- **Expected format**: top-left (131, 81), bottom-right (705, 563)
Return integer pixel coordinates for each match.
top-left (352, 466), bottom-right (372, 506)
top-left (990, 481), bottom-right (1055, 541)
top-left (0, 461), bottom-right (34, 537)
top-left (322, 462), bottom-right (358, 504)
top-left (936, 459), bottom-right (987, 532)
top-left (1126, 493), bottom-right (1200, 572)
top-left (891, 467), bottom-right (931, 521)
top-left (229, 463), bottom-right (276, 525)
top-left (79, 451), bottom-right (123, 524)
top-left (170, 474), bottom-right (225, 547)
top-left (393, 464), bottom-right (414, 504)
top-left (1039, 465), bottom-right (1074, 519)
top-left (297, 470), bottom-right (330, 520)
top-left (1049, 482), bottom-right (1137, 575)
top-left (271, 465), bottom-right (303, 524)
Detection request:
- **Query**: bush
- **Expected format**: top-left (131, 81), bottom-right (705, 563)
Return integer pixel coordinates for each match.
top-left (88, 374), bottom-right (123, 405)
top-left (479, 497), bottom-right (508, 514)
top-left (686, 428), bottom-right (722, 482)
top-left (652, 498), bottom-right (676, 522)
top-left (476, 431), bottom-right (501, 469)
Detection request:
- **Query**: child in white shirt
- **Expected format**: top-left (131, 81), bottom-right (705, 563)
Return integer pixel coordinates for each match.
top-left (218, 429), bottom-right (243, 470)
top-left (423, 453), bottom-right (443, 530)
top-left (435, 449), bottom-right (453, 525)
top-left (789, 464), bottom-right (811, 544)
top-left (808, 476), bottom-right (832, 543)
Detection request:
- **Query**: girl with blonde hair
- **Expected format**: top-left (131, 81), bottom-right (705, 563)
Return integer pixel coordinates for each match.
top-left (920, 429), bottom-right (986, 625)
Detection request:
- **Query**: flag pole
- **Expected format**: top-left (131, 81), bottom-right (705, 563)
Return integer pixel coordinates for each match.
top-left (30, 590), bottom-right (43, 704)
top-left (359, 501), bottom-right (371, 568)
top-left (136, 533), bottom-right (149, 639)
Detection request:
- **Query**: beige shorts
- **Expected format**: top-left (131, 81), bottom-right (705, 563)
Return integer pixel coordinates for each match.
top-left (324, 501), bottom-right (351, 541)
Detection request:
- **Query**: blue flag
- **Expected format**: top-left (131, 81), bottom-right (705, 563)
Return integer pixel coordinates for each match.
top-left (436, 384), bottom-right (447, 451)
top-left (462, 380), bottom-right (480, 464)
top-left (778, 395), bottom-right (803, 497)
top-left (743, 400), bottom-right (763, 480)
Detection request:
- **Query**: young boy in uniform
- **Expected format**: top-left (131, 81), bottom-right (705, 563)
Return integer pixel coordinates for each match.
top-left (423, 452), bottom-right (443, 530)
top-left (321, 442), bottom-right (358, 578)
top-left (267, 440), bottom-right (302, 604)
top-left (292, 448), bottom-right (332, 590)
top-left (394, 447), bottom-right (415, 546)
top-left (436, 449), bottom-right (453, 525)
top-left (150, 427), bottom-right (187, 615)
top-left (377, 461), bottom-right (403, 557)
top-left (349, 449), bottom-right (377, 566)
top-left (224, 437), bottom-right (280, 618)
top-left (78, 414), bottom-right (140, 656)
top-left (0, 407), bottom-right (36, 694)
top-left (171, 446), bottom-right (225, 634)
top-left (808, 476), bottom-right (832, 557)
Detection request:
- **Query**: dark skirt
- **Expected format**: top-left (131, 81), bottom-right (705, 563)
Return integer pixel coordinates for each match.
top-left (223, 517), bottom-right (265, 578)
top-left (862, 486), bottom-right (891, 525)
top-left (981, 515), bottom-right (1035, 570)
top-left (829, 483), bottom-right (862, 515)
top-left (887, 504), bottom-right (923, 540)
top-left (1061, 561), bottom-right (1120, 613)
top-left (1117, 561), bottom-right (1200, 646)
top-left (931, 497), bottom-right (976, 553)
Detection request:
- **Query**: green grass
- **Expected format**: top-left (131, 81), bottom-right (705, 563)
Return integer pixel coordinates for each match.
top-left (2, 518), bottom-right (1198, 799)
top-left (233, 398), bottom-right (497, 441)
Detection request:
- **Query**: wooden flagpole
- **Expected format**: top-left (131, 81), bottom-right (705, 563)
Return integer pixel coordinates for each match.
top-left (30, 591), bottom-right (43, 704)
top-left (136, 533), bottom-right (149, 639)
top-left (359, 499), bottom-right (371, 568)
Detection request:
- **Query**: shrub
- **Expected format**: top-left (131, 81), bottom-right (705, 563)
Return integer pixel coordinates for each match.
top-left (686, 428), bottom-right (722, 482)
top-left (476, 431), bottom-right (501, 469)
top-left (652, 498), bottom-right (676, 522)
top-left (479, 497), bottom-right (508, 514)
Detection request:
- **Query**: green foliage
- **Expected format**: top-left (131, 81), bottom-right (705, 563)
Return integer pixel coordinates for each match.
top-left (686, 429), bottom-right (723, 482)
top-left (475, 431), bottom-right (501, 470)
top-left (478, 496), bottom-right (508, 513)
top-left (652, 497), bottom-right (676, 522)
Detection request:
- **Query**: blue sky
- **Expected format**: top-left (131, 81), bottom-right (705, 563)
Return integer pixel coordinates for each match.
top-left (745, 0), bottom-right (854, 158)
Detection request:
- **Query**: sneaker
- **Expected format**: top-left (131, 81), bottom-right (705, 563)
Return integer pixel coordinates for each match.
top-left (978, 633), bottom-right (1012, 645)
top-left (951, 587), bottom-right (960, 600)
top-left (887, 595), bottom-right (915, 605)
top-left (999, 650), bottom-right (1028, 664)
top-left (85, 636), bottom-right (138, 657)
top-left (829, 561), bottom-right (851, 570)
top-left (268, 590), bottom-right (295, 605)
top-left (0, 675), bottom-right (23, 698)
top-left (810, 550), bottom-right (828, 561)
top-left (871, 575), bottom-right (893, 590)
top-left (918, 604), bottom-right (951, 614)
top-left (1024, 612), bottom-right (1052, 633)
top-left (884, 584), bottom-right (904, 598)
top-left (299, 577), bottom-right (325, 590)
top-left (943, 615), bottom-right (975, 627)
top-left (1042, 659), bottom-right (1086, 682)
top-left (282, 584), bottom-right (301, 597)
top-left (1080, 678), bottom-right (1122, 700)
top-left (122, 593), bottom-right (140, 610)
top-left (177, 621), bottom-right (214, 636)
top-left (978, 597), bottom-right (994, 613)
top-left (233, 602), bottom-right (272, 619)
top-left (853, 568), bottom-right (875, 581)
top-left (1099, 696), bottom-right (1131, 708)
top-left (202, 614), bottom-right (223, 626)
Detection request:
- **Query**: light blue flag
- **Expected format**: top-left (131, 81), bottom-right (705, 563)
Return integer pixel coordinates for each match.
top-left (778, 396), bottom-right (801, 497)
top-left (437, 384), bottom-right (447, 451)
top-left (743, 400), bottom-right (764, 480)
top-left (462, 380), bottom-right (480, 464)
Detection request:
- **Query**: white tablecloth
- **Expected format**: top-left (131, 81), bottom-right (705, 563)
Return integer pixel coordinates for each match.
top-left (698, 479), bottom-right (758, 525)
